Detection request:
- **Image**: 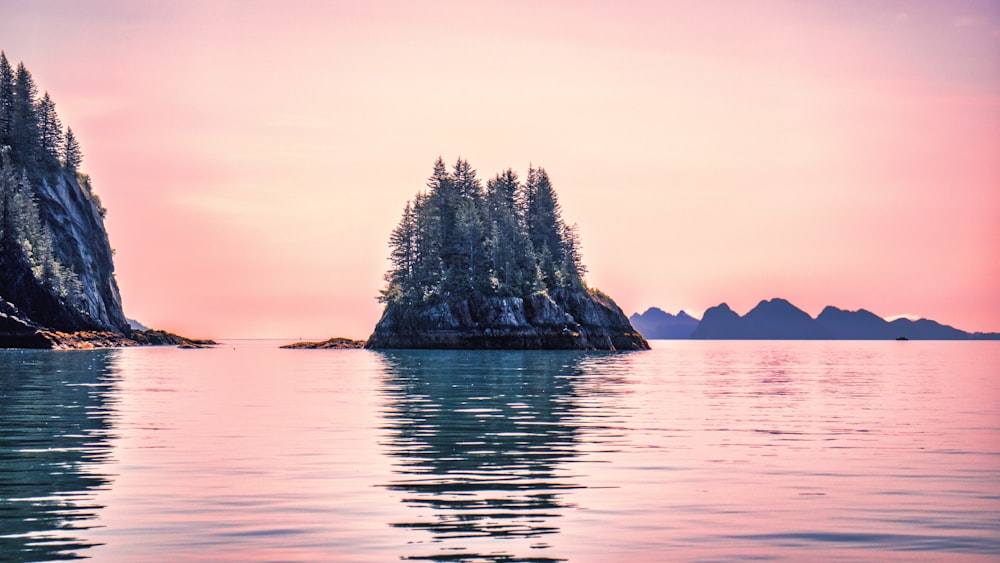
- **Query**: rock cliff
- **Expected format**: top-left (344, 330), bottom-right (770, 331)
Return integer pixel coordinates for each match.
top-left (1, 167), bottom-right (128, 335)
top-left (366, 288), bottom-right (649, 350)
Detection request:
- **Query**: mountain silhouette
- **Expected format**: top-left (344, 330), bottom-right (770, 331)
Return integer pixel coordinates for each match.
top-left (637, 299), bottom-right (1000, 340)
top-left (689, 303), bottom-right (758, 339)
top-left (629, 308), bottom-right (699, 339)
top-left (815, 306), bottom-right (894, 339)
top-left (690, 299), bottom-right (831, 339)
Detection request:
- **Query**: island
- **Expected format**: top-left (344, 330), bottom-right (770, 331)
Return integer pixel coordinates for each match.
top-left (281, 337), bottom-right (366, 349)
top-left (363, 158), bottom-right (648, 350)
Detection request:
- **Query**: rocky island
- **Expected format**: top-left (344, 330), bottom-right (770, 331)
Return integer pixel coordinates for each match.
top-left (364, 158), bottom-right (648, 350)
top-left (0, 54), bottom-right (211, 349)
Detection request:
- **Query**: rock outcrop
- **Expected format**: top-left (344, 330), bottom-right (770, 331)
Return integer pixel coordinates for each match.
top-left (34, 171), bottom-right (128, 331)
top-left (366, 288), bottom-right (649, 350)
top-left (1, 167), bottom-right (128, 336)
top-left (281, 337), bottom-right (367, 349)
top-left (0, 296), bottom-right (217, 349)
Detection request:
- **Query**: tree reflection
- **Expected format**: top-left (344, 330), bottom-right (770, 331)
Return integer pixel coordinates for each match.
top-left (0, 350), bottom-right (120, 560)
top-left (375, 350), bottom-right (632, 562)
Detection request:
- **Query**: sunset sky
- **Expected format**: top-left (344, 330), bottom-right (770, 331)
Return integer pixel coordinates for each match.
top-left (2, 0), bottom-right (998, 338)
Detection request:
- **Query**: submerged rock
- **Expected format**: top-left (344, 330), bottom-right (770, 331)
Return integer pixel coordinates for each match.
top-left (365, 288), bottom-right (649, 350)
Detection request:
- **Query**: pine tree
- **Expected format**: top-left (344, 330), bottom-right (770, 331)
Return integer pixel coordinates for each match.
top-left (10, 62), bottom-right (40, 165)
top-left (36, 91), bottom-right (63, 164)
top-left (559, 222), bottom-right (586, 289)
top-left (0, 52), bottom-right (13, 148)
top-left (381, 200), bottom-right (417, 303)
top-left (411, 191), bottom-right (442, 301)
top-left (448, 158), bottom-right (487, 294)
top-left (524, 166), bottom-right (563, 288)
top-left (486, 169), bottom-right (537, 295)
top-left (63, 126), bottom-right (82, 170)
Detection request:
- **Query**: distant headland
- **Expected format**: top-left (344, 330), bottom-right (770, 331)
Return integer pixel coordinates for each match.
top-left (631, 298), bottom-right (1000, 340)
top-left (0, 53), bottom-right (211, 349)
top-left (362, 158), bottom-right (648, 350)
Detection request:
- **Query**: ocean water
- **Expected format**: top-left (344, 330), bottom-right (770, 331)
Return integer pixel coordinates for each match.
top-left (1, 340), bottom-right (998, 562)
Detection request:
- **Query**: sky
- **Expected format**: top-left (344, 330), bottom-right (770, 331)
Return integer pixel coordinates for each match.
top-left (1, 0), bottom-right (998, 338)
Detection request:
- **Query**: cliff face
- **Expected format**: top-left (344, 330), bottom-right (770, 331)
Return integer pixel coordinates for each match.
top-left (0, 168), bottom-right (127, 336)
top-left (35, 172), bottom-right (127, 331)
top-left (366, 288), bottom-right (650, 350)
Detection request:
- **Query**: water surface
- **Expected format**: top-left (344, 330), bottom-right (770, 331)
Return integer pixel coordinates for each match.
top-left (1, 341), bottom-right (998, 561)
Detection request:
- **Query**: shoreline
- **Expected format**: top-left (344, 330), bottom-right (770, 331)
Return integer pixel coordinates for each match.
top-left (1, 329), bottom-right (218, 350)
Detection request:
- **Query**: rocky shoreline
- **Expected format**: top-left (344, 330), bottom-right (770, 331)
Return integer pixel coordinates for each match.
top-left (366, 288), bottom-right (650, 351)
top-left (1, 297), bottom-right (215, 350)
top-left (10, 329), bottom-right (217, 350)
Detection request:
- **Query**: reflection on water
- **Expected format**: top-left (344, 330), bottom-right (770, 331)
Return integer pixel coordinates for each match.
top-left (0, 350), bottom-right (120, 561)
top-left (375, 350), bottom-right (634, 562)
top-left (0, 342), bottom-right (996, 561)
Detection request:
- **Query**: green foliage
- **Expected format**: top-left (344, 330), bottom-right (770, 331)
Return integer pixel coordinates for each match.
top-left (0, 52), bottom-right (13, 149)
top-left (76, 172), bottom-right (106, 218)
top-left (0, 156), bottom-right (85, 311)
top-left (63, 126), bottom-right (82, 170)
top-left (0, 54), bottom-right (78, 171)
top-left (381, 158), bottom-right (586, 304)
top-left (36, 91), bottom-right (63, 162)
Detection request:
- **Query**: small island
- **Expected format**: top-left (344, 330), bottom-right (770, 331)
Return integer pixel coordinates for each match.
top-left (364, 158), bottom-right (648, 351)
top-left (281, 337), bottom-right (366, 349)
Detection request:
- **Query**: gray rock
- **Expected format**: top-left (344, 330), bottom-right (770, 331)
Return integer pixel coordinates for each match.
top-left (366, 289), bottom-right (649, 351)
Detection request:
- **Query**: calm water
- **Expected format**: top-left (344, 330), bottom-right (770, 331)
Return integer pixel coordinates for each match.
top-left (1, 341), bottom-right (998, 562)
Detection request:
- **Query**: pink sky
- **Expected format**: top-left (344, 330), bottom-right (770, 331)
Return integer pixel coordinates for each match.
top-left (2, 1), bottom-right (998, 338)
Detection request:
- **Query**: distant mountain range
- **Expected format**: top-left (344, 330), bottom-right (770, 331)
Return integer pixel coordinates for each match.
top-left (631, 298), bottom-right (1000, 340)
top-left (628, 308), bottom-right (700, 339)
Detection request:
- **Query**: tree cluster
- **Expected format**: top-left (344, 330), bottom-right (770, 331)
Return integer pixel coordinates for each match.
top-left (1, 156), bottom-right (85, 310)
top-left (0, 52), bottom-right (82, 171)
top-left (0, 52), bottom-right (93, 315)
top-left (381, 157), bottom-right (587, 304)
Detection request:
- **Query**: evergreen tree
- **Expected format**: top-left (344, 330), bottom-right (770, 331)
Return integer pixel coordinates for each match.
top-left (449, 158), bottom-right (487, 293)
top-left (411, 190), bottom-right (442, 301)
top-left (10, 62), bottom-right (40, 165)
top-left (36, 91), bottom-right (63, 164)
top-left (486, 169), bottom-right (537, 295)
top-left (559, 222), bottom-right (586, 289)
top-left (63, 126), bottom-right (82, 170)
top-left (0, 52), bottom-right (13, 148)
top-left (524, 166), bottom-right (563, 288)
top-left (381, 200), bottom-right (417, 303)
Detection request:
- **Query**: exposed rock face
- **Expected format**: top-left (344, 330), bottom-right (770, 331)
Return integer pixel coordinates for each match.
top-left (366, 288), bottom-right (650, 350)
top-left (0, 297), bottom-right (51, 348)
top-left (1, 169), bottom-right (128, 334)
top-left (34, 171), bottom-right (128, 332)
